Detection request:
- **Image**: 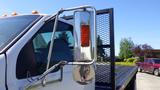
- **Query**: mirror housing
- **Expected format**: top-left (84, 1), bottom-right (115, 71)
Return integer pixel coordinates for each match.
top-left (74, 9), bottom-right (96, 63)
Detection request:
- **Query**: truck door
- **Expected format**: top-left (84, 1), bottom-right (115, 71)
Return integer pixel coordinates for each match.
top-left (143, 59), bottom-right (148, 71)
top-left (145, 59), bottom-right (152, 72)
top-left (0, 54), bottom-right (6, 90)
top-left (148, 59), bottom-right (154, 73)
top-left (27, 21), bottom-right (94, 90)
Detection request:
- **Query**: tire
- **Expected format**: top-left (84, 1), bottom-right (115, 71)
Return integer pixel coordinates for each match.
top-left (154, 69), bottom-right (159, 76)
top-left (138, 67), bottom-right (142, 72)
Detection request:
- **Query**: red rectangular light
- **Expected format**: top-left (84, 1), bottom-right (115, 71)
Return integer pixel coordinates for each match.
top-left (81, 25), bottom-right (90, 47)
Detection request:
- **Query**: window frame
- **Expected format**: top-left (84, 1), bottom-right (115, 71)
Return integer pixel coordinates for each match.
top-left (16, 18), bottom-right (74, 79)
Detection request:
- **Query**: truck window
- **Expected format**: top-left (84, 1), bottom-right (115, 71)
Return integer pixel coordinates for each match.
top-left (148, 59), bottom-right (152, 64)
top-left (0, 15), bottom-right (40, 52)
top-left (144, 59), bottom-right (148, 63)
top-left (16, 20), bottom-right (74, 79)
top-left (153, 59), bottom-right (160, 64)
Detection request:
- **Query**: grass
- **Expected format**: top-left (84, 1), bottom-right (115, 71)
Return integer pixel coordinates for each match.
top-left (115, 62), bottom-right (136, 66)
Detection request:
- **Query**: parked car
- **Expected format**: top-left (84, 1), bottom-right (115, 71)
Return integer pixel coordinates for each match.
top-left (137, 58), bottom-right (160, 76)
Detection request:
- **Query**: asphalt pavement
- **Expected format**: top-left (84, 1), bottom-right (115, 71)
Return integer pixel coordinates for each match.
top-left (136, 72), bottom-right (160, 90)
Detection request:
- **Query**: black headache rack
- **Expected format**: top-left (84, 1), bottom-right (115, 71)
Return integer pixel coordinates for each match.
top-left (94, 8), bottom-right (115, 90)
top-left (63, 8), bottom-right (137, 90)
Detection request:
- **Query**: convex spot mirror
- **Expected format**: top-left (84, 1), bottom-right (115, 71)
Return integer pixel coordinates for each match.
top-left (74, 10), bottom-right (95, 62)
top-left (73, 65), bottom-right (95, 85)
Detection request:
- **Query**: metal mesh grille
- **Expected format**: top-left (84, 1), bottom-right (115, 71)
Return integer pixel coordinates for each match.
top-left (97, 14), bottom-right (110, 45)
top-left (95, 12), bottom-right (112, 89)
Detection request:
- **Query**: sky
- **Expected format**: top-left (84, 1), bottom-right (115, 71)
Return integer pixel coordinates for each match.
top-left (0, 0), bottom-right (160, 55)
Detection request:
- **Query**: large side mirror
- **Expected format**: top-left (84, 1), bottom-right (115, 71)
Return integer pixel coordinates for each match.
top-left (41, 6), bottom-right (96, 86)
top-left (74, 10), bottom-right (96, 63)
top-left (72, 9), bottom-right (96, 85)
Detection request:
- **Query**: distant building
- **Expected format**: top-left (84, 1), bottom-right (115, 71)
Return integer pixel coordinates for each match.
top-left (151, 49), bottom-right (160, 58)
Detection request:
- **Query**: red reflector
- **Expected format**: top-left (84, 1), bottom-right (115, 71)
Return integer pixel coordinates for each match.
top-left (81, 25), bottom-right (90, 47)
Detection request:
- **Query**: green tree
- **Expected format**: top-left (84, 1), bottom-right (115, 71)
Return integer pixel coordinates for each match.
top-left (119, 38), bottom-right (134, 60)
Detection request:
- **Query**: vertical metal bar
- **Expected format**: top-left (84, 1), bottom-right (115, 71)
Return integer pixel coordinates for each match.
top-left (60, 67), bottom-right (63, 81)
top-left (109, 8), bottom-right (116, 90)
top-left (46, 12), bottom-right (59, 70)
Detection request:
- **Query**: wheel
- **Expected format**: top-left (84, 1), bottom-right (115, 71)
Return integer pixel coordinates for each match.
top-left (138, 67), bottom-right (142, 72)
top-left (154, 69), bottom-right (159, 76)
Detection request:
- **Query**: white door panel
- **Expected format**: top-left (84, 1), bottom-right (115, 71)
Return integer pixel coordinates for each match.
top-left (26, 65), bottom-right (95, 90)
top-left (0, 54), bottom-right (6, 90)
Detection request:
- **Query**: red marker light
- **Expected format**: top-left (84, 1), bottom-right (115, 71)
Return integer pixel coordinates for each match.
top-left (81, 25), bottom-right (90, 47)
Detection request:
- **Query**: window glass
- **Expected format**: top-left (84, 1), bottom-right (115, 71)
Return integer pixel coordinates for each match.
top-left (144, 59), bottom-right (148, 62)
top-left (0, 15), bottom-right (40, 51)
top-left (55, 31), bottom-right (74, 47)
top-left (148, 59), bottom-right (152, 64)
top-left (16, 20), bottom-right (74, 79)
top-left (153, 59), bottom-right (160, 64)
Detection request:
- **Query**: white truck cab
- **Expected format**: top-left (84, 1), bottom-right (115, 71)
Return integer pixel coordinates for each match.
top-left (0, 6), bottom-right (97, 90)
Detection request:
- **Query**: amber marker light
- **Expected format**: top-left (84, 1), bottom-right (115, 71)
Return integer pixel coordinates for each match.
top-left (81, 24), bottom-right (90, 47)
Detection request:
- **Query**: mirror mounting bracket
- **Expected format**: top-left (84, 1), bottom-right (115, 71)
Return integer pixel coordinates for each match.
top-left (40, 61), bottom-right (67, 86)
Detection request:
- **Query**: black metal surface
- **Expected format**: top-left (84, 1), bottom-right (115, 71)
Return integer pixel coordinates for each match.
top-left (115, 66), bottom-right (137, 90)
top-left (95, 8), bottom-right (115, 90)
top-left (95, 65), bottom-right (137, 90)
top-left (109, 8), bottom-right (116, 90)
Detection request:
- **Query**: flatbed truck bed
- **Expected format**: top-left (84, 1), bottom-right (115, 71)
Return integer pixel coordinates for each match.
top-left (95, 64), bottom-right (137, 90)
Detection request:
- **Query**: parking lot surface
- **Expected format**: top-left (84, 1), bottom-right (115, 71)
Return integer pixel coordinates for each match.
top-left (136, 72), bottom-right (160, 90)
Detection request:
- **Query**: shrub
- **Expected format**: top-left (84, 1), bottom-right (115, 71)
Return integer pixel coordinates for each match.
top-left (133, 59), bottom-right (138, 63)
top-left (115, 56), bottom-right (123, 62)
top-left (126, 58), bottom-right (137, 63)
top-left (115, 62), bottom-right (135, 66)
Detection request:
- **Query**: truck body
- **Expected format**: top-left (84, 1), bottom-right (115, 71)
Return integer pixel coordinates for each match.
top-left (137, 58), bottom-right (160, 76)
top-left (0, 6), bottom-right (137, 90)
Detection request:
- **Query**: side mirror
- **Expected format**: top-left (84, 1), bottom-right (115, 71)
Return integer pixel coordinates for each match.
top-left (72, 9), bottom-right (96, 85)
top-left (42, 6), bottom-right (96, 86)
top-left (74, 10), bottom-right (96, 63)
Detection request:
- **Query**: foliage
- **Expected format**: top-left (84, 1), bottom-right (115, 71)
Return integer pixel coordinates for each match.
top-left (126, 58), bottom-right (135, 62)
top-left (126, 57), bottom-right (138, 63)
top-left (142, 44), bottom-right (153, 57)
top-left (115, 62), bottom-right (135, 66)
top-left (115, 56), bottom-right (124, 62)
top-left (132, 44), bottom-right (153, 58)
top-left (119, 38), bottom-right (134, 60)
top-left (116, 57), bottom-right (137, 66)
top-left (132, 45), bottom-right (142, 56)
